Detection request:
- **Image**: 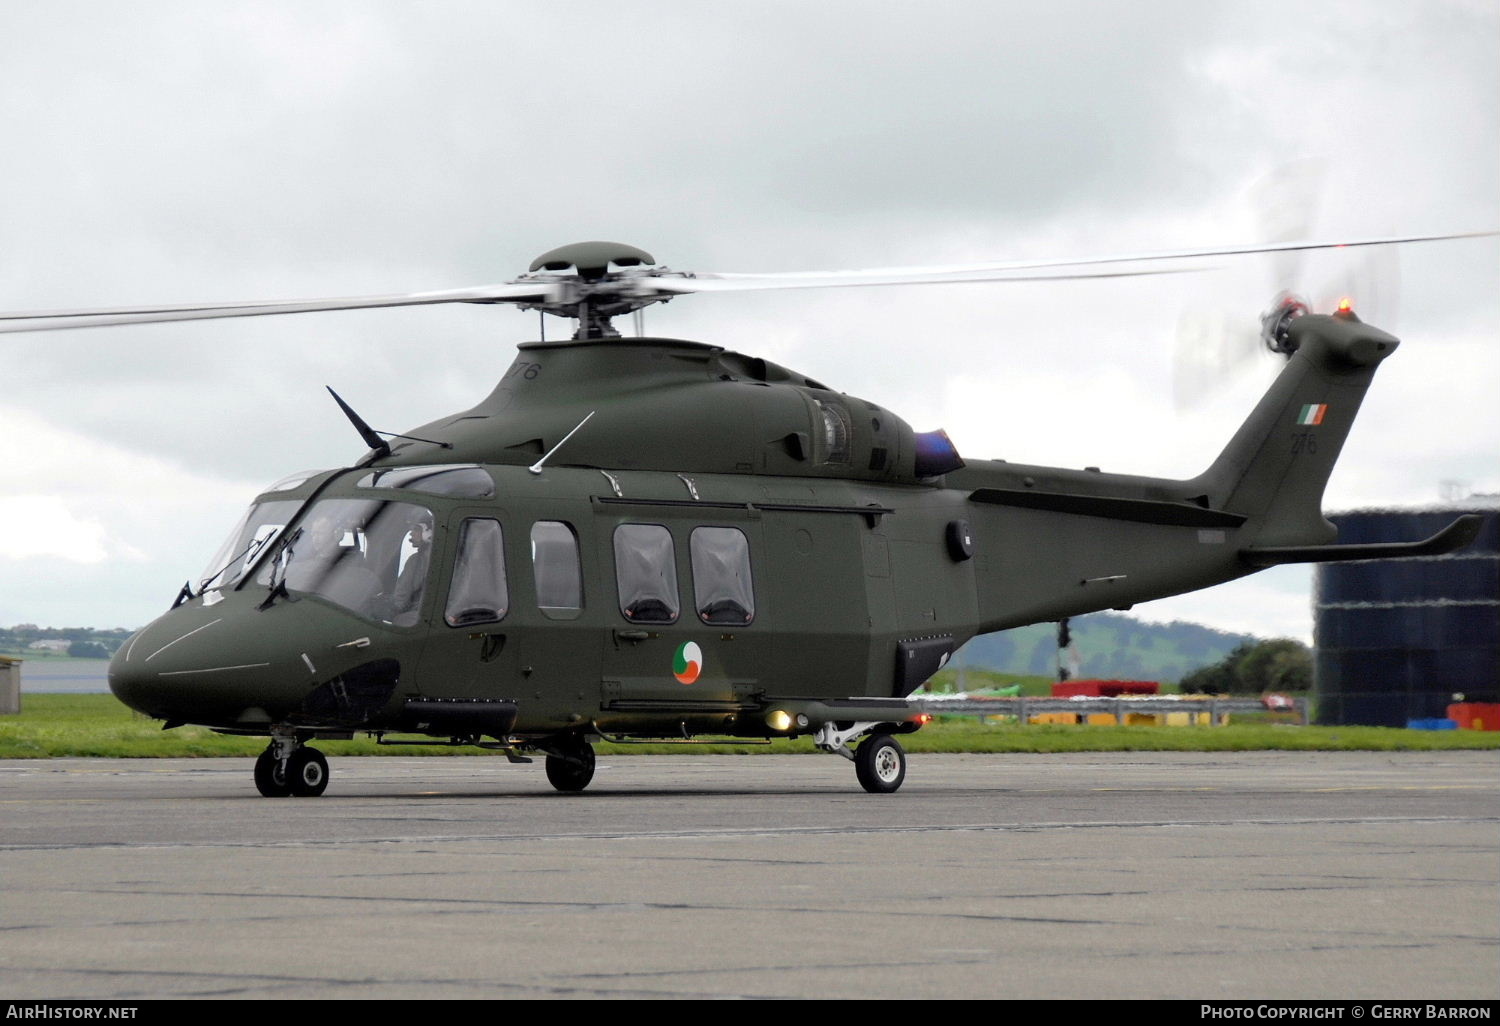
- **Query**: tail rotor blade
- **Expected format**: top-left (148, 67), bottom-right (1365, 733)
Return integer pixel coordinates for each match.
top-left (1249, 157), bottom-right (1328, 295)
top-left (1175, 159), bottom-right (1330, 409)
top-left (1315, 243), bottom-right (1401, 330)
top-left (1173, 309), bottom-right (1262, 409)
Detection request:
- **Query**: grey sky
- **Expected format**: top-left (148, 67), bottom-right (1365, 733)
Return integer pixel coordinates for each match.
top-left (2, 0), bottom-right (1496, 635)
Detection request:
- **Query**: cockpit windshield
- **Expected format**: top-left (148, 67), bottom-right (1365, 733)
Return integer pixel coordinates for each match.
top-left (256, 498), bottom-right (434, 627)
top-left (198, 500), bottom-right (303, 593)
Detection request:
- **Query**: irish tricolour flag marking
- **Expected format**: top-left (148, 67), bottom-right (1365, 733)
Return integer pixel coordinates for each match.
top-left (1297, 403), bottom-right (1328, 426)
top-left (673, 642), bottom-right (703, 685)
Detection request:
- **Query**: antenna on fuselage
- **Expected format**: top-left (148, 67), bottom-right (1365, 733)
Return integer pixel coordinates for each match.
top-left (326, 387), bottom-right (452, 462)
top-left (327, 387), bottom-right (391, 461)
top-left (529, 411), bottom-right (596, 475)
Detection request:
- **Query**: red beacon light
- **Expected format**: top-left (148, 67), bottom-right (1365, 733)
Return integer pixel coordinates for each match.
top-left (1333, 296), bottom-right (1359, 321)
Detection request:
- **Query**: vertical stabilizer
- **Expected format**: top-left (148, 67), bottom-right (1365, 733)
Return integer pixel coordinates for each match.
top-left (1190, 312), bottom-right (1399, 547)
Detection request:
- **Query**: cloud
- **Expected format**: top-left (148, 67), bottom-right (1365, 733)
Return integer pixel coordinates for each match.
top-left (0, 407), bottom-right (264, 624)
top-left (0, 496), bottom-right (116, 563)
top-left (0, 0), bottom-right (1494, 632)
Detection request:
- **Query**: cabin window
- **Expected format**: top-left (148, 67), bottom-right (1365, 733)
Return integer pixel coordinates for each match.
top-left (613, 524), bottom-right (679, 624)
top-left (690, 527), bottom-right (755, 625)
top-left (445, 518), bottom-right (509, 626)
top-left (531, 520), bottom-right (583, 617)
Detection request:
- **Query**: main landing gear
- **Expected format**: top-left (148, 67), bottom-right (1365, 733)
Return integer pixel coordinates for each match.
top-left (813, 722), bottom-right (908, 793)
top-left (854, 734), bottom-right (906, 794)
top-left (543, 736), bottom-right (596, 793)
top-left (254, 737), bottom-right (329, 798)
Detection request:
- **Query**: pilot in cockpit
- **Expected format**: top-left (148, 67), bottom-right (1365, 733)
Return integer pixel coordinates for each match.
top-left (390, 521), bottom-right (433, 625)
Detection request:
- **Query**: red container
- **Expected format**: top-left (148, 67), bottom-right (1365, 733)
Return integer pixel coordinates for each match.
top-left (1446, 703), bottom-right (1500, 731)
top-left (1052, 679), bottom-right (1159, 698)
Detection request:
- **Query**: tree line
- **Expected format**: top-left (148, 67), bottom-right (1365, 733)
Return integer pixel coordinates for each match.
top-left (1177, 639), bottom-right (1312, 694)
top-left (1, 625), bottom-right (132, 658)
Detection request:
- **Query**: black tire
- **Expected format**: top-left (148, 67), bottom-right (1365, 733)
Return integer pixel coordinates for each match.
top-left (545, 741), bottom-right (596, 793)
top-left (286, 747), bottom-right (330, 797)
top-left (253, 747), bottom-right (292, 798)
top-left (854, 734), bottom-right (906, 794)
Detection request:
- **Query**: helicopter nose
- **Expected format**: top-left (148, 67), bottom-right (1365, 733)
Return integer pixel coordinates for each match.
top-left (108, 623), bottom-right (186, 720)
top-left (107, 606), bottom-right (304, 727)
top-left (108, 616), bottom-right (241, 722)
top-left (109, 597), bottom-right (405, 730)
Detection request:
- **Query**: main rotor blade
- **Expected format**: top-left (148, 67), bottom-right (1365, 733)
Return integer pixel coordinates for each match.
top-left (649, 264), bottom-right (1198, 293)
top-left (3, 228), bottom-right (1488, 333)
top-left (648, 230), bottom-right (1495, 295)
top-left (0, 282), bottom-right (559, 334)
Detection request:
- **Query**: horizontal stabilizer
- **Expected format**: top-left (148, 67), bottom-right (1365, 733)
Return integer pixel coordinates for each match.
top-left (1240, 514), bottom-right (1484, 567)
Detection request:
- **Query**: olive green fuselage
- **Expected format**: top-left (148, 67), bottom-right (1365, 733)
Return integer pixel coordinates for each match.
top-left (109, 317), bottom-right (1401, 743)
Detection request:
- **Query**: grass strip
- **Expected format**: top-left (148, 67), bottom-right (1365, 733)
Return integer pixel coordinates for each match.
top-left (2, 694), bottom-right (1497, 758)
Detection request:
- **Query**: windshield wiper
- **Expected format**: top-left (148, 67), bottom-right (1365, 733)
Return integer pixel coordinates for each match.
top-left (257, 527), bottom-right (303, 610)
top-left (198, 532), bottom-right (278, 595)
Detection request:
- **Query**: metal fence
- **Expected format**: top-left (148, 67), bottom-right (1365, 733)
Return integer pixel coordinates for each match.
top-left (911, 695), bottom-right (1308, 725)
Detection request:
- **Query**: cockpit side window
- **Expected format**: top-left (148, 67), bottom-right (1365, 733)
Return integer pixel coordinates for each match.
top-left (445, 518), bottom-right (509, 627)
top-left (690, 527), bottom-right (754, 625)
top-left (613, 524), bottom-right (679, 624)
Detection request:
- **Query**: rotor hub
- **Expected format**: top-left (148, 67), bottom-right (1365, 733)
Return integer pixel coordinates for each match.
top-left (1260, 292), bottom-right (1309, 356)
top-left (519, 241), bottom-right (678, 338)
top-left (528, 241), bottom-right (656, 281)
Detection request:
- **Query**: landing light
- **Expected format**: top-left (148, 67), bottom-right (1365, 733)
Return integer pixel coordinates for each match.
top-left (766, 709), bottom-right (793, 732)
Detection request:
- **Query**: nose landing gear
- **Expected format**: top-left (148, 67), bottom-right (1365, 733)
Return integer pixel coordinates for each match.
top-left (253, 737), bottom-right (330, 797)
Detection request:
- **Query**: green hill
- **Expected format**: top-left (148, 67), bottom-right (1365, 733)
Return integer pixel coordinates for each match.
top-left (952, 613), bottom-right (1259, 686)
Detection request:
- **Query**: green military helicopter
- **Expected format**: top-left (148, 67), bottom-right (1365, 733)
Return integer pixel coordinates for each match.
top-left (1, 237), bottom-right (1485, 796)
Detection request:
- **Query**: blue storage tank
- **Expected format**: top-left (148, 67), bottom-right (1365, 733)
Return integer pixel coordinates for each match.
top-left (1314, 502), bottom-right (1500, 726)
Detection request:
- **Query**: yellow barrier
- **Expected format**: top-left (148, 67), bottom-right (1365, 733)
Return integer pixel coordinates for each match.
top-left (1024, 710), bottom-right (1220, 727)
